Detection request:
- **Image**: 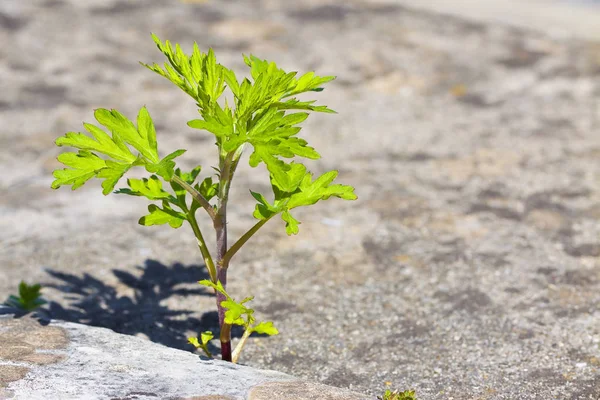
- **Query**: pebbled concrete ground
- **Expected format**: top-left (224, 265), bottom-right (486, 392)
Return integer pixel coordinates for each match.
top-left (1, 0), bottom-right (600, 399)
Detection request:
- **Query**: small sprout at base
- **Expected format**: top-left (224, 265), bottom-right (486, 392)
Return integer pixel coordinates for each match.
top-left (4, 281), bottom-right (47, 312)
top-left (188, 330), bottom-right (214, 358)
top-left (377, 389), bottom-right (417, 400)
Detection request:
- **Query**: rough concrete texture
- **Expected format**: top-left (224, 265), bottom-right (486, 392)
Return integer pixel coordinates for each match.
top-left (393, 0), bottom-right (600, 42)
top-left (1, 0), bottom-right (599, 399)
top-left (0, 312), bottom-right (367, 400)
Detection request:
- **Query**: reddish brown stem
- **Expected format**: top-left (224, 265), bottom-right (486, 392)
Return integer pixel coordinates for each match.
top-left (215, 205), bottom-right (231, 361)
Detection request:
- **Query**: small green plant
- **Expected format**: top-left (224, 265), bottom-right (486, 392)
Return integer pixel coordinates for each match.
top-left (378, 389), bottom-right (417, 400)
top-left (51, 34), bottom-right (356, 362)
top-left (4, 281), bottom-right (47, 312)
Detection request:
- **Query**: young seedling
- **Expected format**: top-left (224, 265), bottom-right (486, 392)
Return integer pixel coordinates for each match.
top-left (378, 389), bottom-right (417, 400)
top-left (4, 281), bottom-right (47, 312)
top-left (51, 34), bottom-right (356, 362)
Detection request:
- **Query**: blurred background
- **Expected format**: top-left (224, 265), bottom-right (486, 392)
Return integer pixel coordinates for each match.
top-left (1, 0), bottom-right (600, 398)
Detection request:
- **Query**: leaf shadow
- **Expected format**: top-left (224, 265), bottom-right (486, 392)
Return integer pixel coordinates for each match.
top-left (43, 259), bottom-right (240, 352)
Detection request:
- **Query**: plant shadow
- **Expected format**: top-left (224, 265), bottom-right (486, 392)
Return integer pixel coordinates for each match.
top-left (44, 259), bottom-right (236, 352)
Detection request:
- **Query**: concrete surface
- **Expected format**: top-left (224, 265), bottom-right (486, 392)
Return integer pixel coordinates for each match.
top-left (391, 0), bottom-right (600, 41)
top-left (1, 0), bottom-right (600, 399)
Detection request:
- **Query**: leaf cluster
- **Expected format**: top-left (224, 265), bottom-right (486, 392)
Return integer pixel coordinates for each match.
top-left (378, 390), bottom-right (417, 400)
top-left (144, 35), bottom-right (356, 235)
top-left (198, 280), bottom-right (278, 336)
top-left (4, 281), bottom-right (47, 312)
top-left (52, 35), bottom-right (355, 235)
top-left (188, 331), bottom-right (214, 358)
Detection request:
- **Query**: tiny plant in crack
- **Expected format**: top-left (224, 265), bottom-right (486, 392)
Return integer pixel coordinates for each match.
top-left (4, 281), bottom-right (47, 313)
top-left (51, 34), bottom-right (357, 363)
top-left (378, 389), bottom-right (417, 400)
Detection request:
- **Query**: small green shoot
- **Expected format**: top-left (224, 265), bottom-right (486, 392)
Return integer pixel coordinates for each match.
top-left (4, 281), bottom-right (47, 312)
top-left (51, 34), bottom-right (356, 363)
top-left (188, 331), bottom-right (214, 358)
top-left (378, 389), bottom-right (417, 400)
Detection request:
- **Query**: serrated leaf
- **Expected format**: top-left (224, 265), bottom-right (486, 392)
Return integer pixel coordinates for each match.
top-left (146, 149), bottom-right (186, 180)
top-left (281, 210), bottom-right (300, 235)
top-left (178, 166), bottom-right (202, 184)
top-left (200, 331), bottom-right (214, 345)
top-left (250, 190), bottom-right (278, 219)
top-left (188, 337), bottom-right (201, 348)
top-left (52, 107), bottom-right (173, 194)
top-left (270, 162), bottom-right (307, 193)
top-left (56, 124), bottom-right (136, 163)
top-left (97, 161), bottom-right (133, 195)
top-left (187, 105), bottom-right (233, 138)
top-left (170, 166), bottom-right (203, 206)
top-left (251, 169), bottom-right (356, 235)
top-left (273, 99), bottom-right (336, 113)
top-left (137, 107), bottom-right (158, 159)
top-left (198, 177), bottom-right (218, 201)
top-left (95, 108), bottom-right (159, 163)
top-left (139, 201), bottom-right (186, 228)
top-left (117, 175), bottom-right (173, 200)
top-left (143, 34), bottom-right (225, 109)
top-left (198, 279), bottom-right (228, 297)
top-left (222, 299), bottom-right (251, 326)
top-left (253, 321), bottom-right (279, 336)
top-left (51, 151), bottom-right (107, 191)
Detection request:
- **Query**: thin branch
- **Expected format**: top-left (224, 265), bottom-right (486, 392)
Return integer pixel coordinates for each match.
top-left (231, 328), bottom-right (253, 364)
top-left (222, 217), bottom-right (272, 267)
top-left (171, 174), bottom-right (217, 221)
top-left (187, 212), bottom-right (217, 283)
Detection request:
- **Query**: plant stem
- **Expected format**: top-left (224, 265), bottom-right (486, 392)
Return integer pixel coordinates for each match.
top-left (214, 151), bottom-right (239, 362)
top-left (231, 327), bottom-right (253, 364)
top-left (187, 211), bottom-right (217, 283)
top-left (171, 174), bottom-right (217, 221)
top-left (222, 217), bottom-right (272, 266)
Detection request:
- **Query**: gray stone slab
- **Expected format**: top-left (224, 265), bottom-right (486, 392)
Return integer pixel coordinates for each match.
top-left (0, 315), bottom-right (368, 400)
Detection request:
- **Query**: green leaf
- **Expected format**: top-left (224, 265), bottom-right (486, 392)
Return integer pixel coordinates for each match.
top-left (188, 337), bottom-right (201, 348)
top-left (281, 211), bottom-right (300, 235)
top-left (169, 166), bottom-right (203, 207)
top-left (143, 35), bottom-right (225, 109)
top-left (250, 190), bottom-right (278, 220)
top-left (286, 170), bottom-right (357, 209)
top-left (188, 103), bottom-right (234, 140)
top-left (4, 282), bottom-right (47, 312)
top-left (116, 175), bottom-right (173, 200)
top-left (198, 279), bottom-right (228, 298)
top-left (52, 151), bottom-right (107, 191)
top-left (145, 149), bottom-right (186, 181)
top-left (378, 390), bottom-right (417, 400)
top-left (52, 107), bottom-right (174, 194)
top-left (97, 160), bottom-right (134, 195)
top-left (139, 201), bottom-right (186, 228)
top-left (273, 99), bottom-right (336, 113)
top-left (188, 331), bottom-right (214, 358)
top-left (253, 321), bottom-right (279, 336)
top-left (56, 124), bottom-right (136, 163)
top-left (179, 166), bottom-right (203, 185)
top-left (269, 162), bottom-right (307, 193)
top-left (200, 331), bottom-right (214, 345)
top-left (95, 108), bottom-right (159, 163)
top-left (198, 177), bottom-right (218, 201)
top-left (221, 299), bottom-right (252, 326)
top-left (252, 169), bottom-right (356, 235)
